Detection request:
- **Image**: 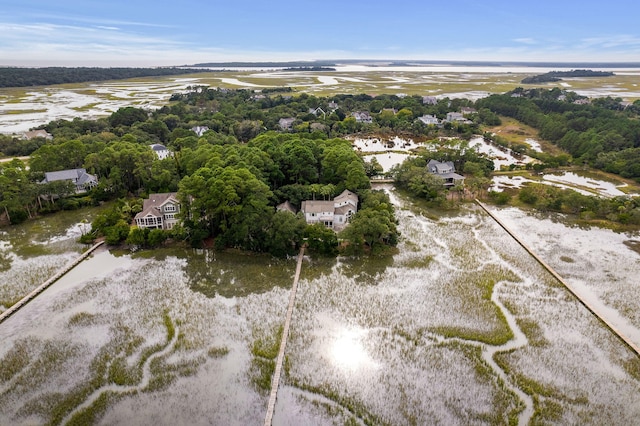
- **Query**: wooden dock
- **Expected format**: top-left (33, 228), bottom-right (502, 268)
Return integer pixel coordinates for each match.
top-left (264, 247), bottom-right (305, 426)
top-left (476, 200), bottom-right (640, 357)
top-left (0, 241), bottom-right (105, 325)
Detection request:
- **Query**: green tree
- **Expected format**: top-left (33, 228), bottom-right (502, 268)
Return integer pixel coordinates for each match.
top-left (265, 211), bottom-right (307, 257)
top-left (108, 107), bottom-right (148, 127)
top-left (341, 208), bottom-right (398, 253)
top-left (179, 166), bottom-right (273, 250)
top-left (304, 223), bottom-right (338, 256)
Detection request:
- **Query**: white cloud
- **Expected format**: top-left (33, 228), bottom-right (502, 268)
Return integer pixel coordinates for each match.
top-left (514, 38), bottom-right (537, 45)
top-left (579, 35), bottom-right (640, 49)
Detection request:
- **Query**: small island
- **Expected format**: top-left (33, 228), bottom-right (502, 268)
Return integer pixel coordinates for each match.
top-left (282, 66), bottom-right (336, 72)
top-left (521, 69), bottom-right (614, 84)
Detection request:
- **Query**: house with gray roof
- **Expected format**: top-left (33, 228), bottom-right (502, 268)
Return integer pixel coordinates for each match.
top-left (134, 193), bottom-right (180, 230)
top-left (41, 168), bottom-right (98, 193)
top-left (352, 111), bottom-right (373, 123)
top-left (278, 117), bottom-right (296, 131)
top-left (149, 143), bottom-right (172, 160)
top-left (426, 160), bottom-right (465, 188)
top-left (21, 129), bottom-right (53, 140)
top-left (300, 189), bottom-right (358, 231)
top-left (417, 114), bottom-right (440, 126)
top-left (276, 200), bottom-right (297, 214)
top-left (422, 96), bottom-right (438, 105)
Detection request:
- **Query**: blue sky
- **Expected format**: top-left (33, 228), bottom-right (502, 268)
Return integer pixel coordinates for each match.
top-left (1, 0), bottom-right (639, 66)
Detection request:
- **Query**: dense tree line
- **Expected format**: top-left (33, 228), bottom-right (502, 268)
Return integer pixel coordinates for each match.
top-left (517, 183), bottom-right (640, 225)
top-left (477, 89), bottom-right (640, 180)
top-left (0, 67), bottom-right (212, 88)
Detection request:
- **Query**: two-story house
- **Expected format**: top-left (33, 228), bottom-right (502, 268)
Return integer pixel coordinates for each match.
top-left (134, 192), bottom-right (181, 230)
top-left (426, 160), bottom-right (465, 188)
top-left (352, 111), bottom-right (373, 124)
top-left (300, 189), bottom-right (358, 231)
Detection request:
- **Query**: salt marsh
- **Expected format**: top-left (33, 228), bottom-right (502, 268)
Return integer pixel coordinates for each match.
top-left (1, 191), bottom-right (639, 425)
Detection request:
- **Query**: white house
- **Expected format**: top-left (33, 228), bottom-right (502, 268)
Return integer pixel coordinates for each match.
top-left (191, 126), bottom-right (210, 137)
top-left (418, 114), bottom-right (440, 126)
top-left (149, 144), bottom-right (171, 160)
top-left (134, 193), bottom-right (181, 230)
top-left (300, 189), bottom-right (358, 231)
top-left (41, 168), bottom-right (98, 193)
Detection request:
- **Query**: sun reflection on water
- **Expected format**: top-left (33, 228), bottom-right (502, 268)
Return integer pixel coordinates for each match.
top-left (330, 328), bottom-right (378, 371)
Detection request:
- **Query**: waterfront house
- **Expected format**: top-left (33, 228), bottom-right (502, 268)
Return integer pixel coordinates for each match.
top-left (21, 129), bottom-right (53, 140)
top-left (426, 160), bottom-right (465, 188)
top-left (134, 192), bottom-right (180, 230)
top-left (300, 189), bottom-right (358, 231)
top-left (41, 168), bottom-right (98, 193)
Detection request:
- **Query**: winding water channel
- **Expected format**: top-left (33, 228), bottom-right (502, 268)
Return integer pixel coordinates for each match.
top-left (1, 188), bottom-right (639, 425)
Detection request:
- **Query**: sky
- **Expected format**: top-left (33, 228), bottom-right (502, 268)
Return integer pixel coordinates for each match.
top-left (1, 0), bottom-right (640, 66)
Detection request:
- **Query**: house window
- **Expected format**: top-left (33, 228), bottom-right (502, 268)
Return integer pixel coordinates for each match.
top-left (164, 204), bottom-right (176, 213)
top-left (165, 213), bottom-right (175, 220)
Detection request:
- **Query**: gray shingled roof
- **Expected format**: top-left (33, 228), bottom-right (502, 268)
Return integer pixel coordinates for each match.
top-left (134, 193), bottom-right (178, 220)
top-left (42, 168), bottom-right (97, 185)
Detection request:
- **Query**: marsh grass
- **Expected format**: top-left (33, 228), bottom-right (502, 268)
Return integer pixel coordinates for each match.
top-left (493, 350), bottom-right (590, 423)
top-left (398, 254), bottom-right (434, 269)
top-left (14, 313), bottom-right (179, 424)
top-left (250, 325), bottom-right (282, 392)
top-left (71, 103), bottom-right (99, 112)
top-left (67, 311), bottom-right (97, 327)
top-left (514, 318), bottom-right (548, 347)
top-left (436, 271), bottom-right (516, 345)
top-left (65, 391), bottom-right (129, 426)
top-left (0, 340), bottom-right (31, 382)
top-left (3, 108), bottom-right (48, 114)
top-left (207, 346), bottom-right (230, 358)
top-left (289, 380), bottom-right (386, 426)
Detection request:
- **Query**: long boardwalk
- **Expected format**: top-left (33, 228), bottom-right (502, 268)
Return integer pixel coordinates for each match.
top-left (476, 200), bottom-right (640, 357)
top-left (0, 241), bottom-right (105, 325)
top-left (264, 247), bottom-right (305, 426)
